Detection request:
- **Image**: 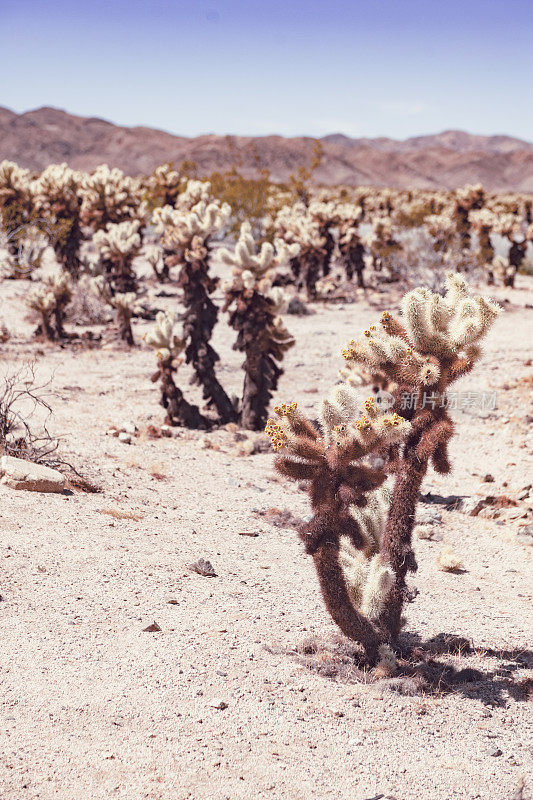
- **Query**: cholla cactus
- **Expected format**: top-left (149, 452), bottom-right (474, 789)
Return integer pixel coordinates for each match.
top-left (272, 204), bottom-right (326, 297)
top-left (145, 311), bottom-right (209, 428)
top-left (144, 243), bottom-right (168, 282)
top-left (364, 218), bottom-right (402, 281)
top-left (26, 271), bottom-right (73, 340)
top-left (425, 210), bottom-right (457, 253)
top-left (341, 273), bottom-right (500, 639)
top-left (453, 183), bottom-right (485, 249)
top-left (267, 274), bottom-right (500, 663)
top-left (338, 214), bottom-right (365, 286)
top-left (0, 161), bottom-right (35, 264)
top-left (265, 390), bottom-right (410, 666)
top-left (469, 209), bottom-right (497, 279)
top-left (152, 198), bottom-right (236, 423)
top-left (146, 163), bottom-right (183, 209)
top-left (92, 220), bottom-right (142, 344)
top-left (31, 164), bottom-right (84, 277)
top-left (221, 222), bottom-right (299, 429)
top-left (308, 200), bottom-right (338, 279)
top-left (495, 215), bottom-right (528, 288)
top-left (81, 165), bottom-right (144, 232)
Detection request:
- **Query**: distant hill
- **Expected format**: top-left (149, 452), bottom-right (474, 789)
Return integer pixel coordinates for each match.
top-left (1, 106), bottom-right (533, 192)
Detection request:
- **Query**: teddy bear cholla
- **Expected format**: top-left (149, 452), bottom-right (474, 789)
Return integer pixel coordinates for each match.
top-left (220, 222), bottom-right (299, 429)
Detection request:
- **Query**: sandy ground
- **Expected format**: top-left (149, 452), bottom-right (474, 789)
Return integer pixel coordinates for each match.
top-left (0, 261), bottom-right (532, 800)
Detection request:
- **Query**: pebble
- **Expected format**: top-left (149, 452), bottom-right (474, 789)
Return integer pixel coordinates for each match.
top-left (190, 558), bottom-right (217, 577)
top-left (210, 700), bottom-right (228, 710)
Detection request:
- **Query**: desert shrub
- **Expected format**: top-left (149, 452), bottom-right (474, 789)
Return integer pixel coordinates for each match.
top-left (0, 362), bottom-right (59, 464)
top-left (207, 167), bottom-right (274, 237)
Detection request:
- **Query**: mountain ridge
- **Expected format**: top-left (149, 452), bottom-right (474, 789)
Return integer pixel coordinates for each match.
top-left (1, 106), bottom-right (532, 191)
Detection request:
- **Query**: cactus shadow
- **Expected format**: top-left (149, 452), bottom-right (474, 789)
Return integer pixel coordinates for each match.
top-left (276, 631), bottom-right (532, 706)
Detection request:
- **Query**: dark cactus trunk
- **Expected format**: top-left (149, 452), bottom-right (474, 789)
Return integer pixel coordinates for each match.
top-left (179, 257), bottom-right (236, 424)
top-left (156, 363), bottom-right (210, 429)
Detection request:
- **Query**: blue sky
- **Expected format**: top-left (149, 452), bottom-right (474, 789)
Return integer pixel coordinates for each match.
top-left (2, 0), bottom-right (532, 140)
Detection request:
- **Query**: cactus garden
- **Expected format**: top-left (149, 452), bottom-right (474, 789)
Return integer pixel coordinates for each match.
top-left (1, 162), bottom-right (531, 799)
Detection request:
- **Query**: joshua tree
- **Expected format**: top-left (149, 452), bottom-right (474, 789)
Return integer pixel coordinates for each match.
top-left (92, 220), bottom-right (142, 344)
top-left (267, 274), bottom-right (500, 665)
top-left (26, 272), bottom-right (73, 340)
top-left (220, 221), bottom-right (299, 430)
top-left (31, 164), bottom-right (84, 278)
top-left (152, 198), bottom-right (236, 423)
top-left (145, 311), bottom-right (210, 428)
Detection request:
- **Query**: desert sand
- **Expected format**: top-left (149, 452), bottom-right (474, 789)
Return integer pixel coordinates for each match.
top-left (0, 265), bottom-right (532, 800)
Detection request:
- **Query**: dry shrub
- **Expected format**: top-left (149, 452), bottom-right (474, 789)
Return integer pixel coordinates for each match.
top-left (66, 475), bottom-right (102, 493)
top-left (66, 277), bottom-right (112, 325)
top-left (252, 507), bottom-right (305, 530)
top-left (0, 362), bottom-right (60, 464)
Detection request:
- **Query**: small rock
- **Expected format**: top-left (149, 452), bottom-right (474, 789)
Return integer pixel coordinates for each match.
top-left (417, 508), bottom-right (443, 525)
top-left (160, 425), bottom-right (172, 438)
top-left (106, 428), bottom-right (119, 437)
top-left (0, 456), bottom-right (65, 493)
top-left (457, 497), bottom-right (486, 516)
top-left (199, 436), bottom-right (212, 449)
top-left (238, 531), bottom-right (259, 537)
top-left (167, 599), bottom-right (179, 605)
top-left (210, 700), bottom-right (228, 710)
top-left (142, 622), bottom-right (162, 632)
top-left (190, 558), bottom-right (217, 577)
top-left (488, 747), bottom-right (503, 757)
top-left (516, 524), bottom-right (533, 545)
top-left (121, 422), bottom-right (137, 435)
top-left (118, 432), bottom-right (132, 444)
top-left (516, 486), bottom-right (531, 501)
top-left (287, 296), bottom-right (311, 316)
top-left (415, 525), bottom-right (443, 541)
top-left (482, 474), bottom-right (495, 483)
